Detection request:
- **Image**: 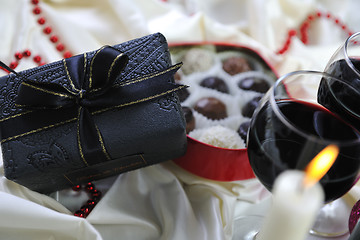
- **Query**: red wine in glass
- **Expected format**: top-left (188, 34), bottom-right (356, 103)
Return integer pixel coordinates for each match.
top-left (247, 99), bottom-right (360, 202)
top-left (319, 59), bottom-right (360, 131)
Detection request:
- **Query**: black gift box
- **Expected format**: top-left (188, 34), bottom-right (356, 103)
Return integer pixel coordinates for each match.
top-left (0, 33), bottom-right (187, 193)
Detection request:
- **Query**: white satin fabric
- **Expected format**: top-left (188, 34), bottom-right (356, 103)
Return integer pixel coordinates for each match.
top-left (0, 0), bottom-right (360, 239)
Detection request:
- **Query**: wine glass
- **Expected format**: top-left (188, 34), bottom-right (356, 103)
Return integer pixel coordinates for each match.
top-left (323, 32), bottom-right (360, 131)
top-left (233, 70), bottom-right (360, 239)
top-left (318, 32), bottom-right (360, 237)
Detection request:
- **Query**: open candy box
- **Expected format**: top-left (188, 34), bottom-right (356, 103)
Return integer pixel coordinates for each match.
top-left (170, 43), bottom-right (278, 181)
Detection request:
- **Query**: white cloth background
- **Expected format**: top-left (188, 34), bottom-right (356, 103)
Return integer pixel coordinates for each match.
top-left (0, 0), bottom-right (360, 239)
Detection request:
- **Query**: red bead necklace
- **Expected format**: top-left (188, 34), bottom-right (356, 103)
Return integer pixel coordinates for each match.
top-left (276, 11), bottom-right (353, 55)
top-left (72, 182), bottom-right (102, 218)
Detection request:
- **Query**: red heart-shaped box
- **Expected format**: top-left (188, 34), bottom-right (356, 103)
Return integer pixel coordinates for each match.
top-left (170, 42), bottom-right (278, 181)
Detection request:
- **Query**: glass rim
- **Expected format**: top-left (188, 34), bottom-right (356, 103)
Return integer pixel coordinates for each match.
top-left (269, 70), bottom-right (360, 146)
top-left (344, 32), bottom-right (360, 78)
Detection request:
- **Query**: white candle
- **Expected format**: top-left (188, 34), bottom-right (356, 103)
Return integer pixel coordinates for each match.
top-left (256, 170), bottom-right (324, 240)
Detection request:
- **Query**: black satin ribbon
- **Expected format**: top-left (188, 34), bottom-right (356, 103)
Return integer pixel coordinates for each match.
top-left (3, 46), bottom-right (184, 167)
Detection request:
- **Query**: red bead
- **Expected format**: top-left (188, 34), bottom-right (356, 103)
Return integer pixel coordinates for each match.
top-left (33, 55), bottom-right (41, 63)
top-left (39, 62), bottom-right (46, 66)
top-left (72, 185), bottom-right (81, 191)
top-left (277, 49), bottom-right (285, 55)
top-left (37, 17), bottom-right (46, 25)
top-left (302, 37), bottom-right (308, 44)
top-left (307, 15), bottom-right (314, 21)
top-left (86, 182), bottom-right (94, 187)
top-left (31, 0), bottom-right (39, 4)
top-left (285, 38), bottom-right (291, 46)
top-left (85, 182), bottom-right (95, 192)
top-left (80, 205), bottom-right (91, 215)
top-left (300, 26), bottom-right (308, 35)
top-left (14, 52), bottom-right (23, 60)
top-left (342, 25), bottom-right (347, 30)
top-left (86, 200), bottom-right (96, 206)
top-left (50, 35), bottom-right (58, 43)
top-left (300, 22), bottom-right (309, 32)
top-left (74, 210), bottom-right (85, 218)
top-left (9, 61), bottom-right (18, 69)
top-left (326, 13), bottom-right (331, 18)
top-left (335, 18), bottom-right (340, 24)
top-left (91, 189), bottom-right (102, 198)
top-left (316, 11), bottom-right (322, 17)
top-left (33, 7), bottom-right (41, 14)
top-left (56, 43), bottom-right (65, 52)
top-left (43, 27), bottom-right (52, 34)
top-left (63, 51), bottom-right (72, 58)
top-left (23, 49), bottom-right (31, 57)
top-left (83, 203), bottom-right (95, 210)
top-left (288, 29), bottom-right (297, 37)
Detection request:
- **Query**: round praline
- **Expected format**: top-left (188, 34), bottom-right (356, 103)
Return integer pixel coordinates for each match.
top-left (238, 77), bottom-right (270, 93)
top-left (222, 56), bottom-right (252, 75)
top-left (237, 121), bottom-right (250, 142)
top-left (242, 96), bottom-right (262, 118)
top-left (182, 106), bottom-right (195, 134)
top-left (200, 76), bottom-right (229, 94)
top-left (194, 97), bottom-right (227, 120)
top-left (176, 88), bottom-right (190, 102)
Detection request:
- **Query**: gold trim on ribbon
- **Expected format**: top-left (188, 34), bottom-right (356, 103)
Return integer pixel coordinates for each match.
top-left (20, 82), bottom-right (74, 99)
top-left (0, 110), bottom-right (33, 123)
top-left (83, 53), bottom-right (87, 82)
top-left (14, 104), bottom-right (63, 110)
top-left (108, 53), bottom-right (125, 84)
top-left (89, 46), bottom-right (106, 89)
top-left (139, 154), bottom-right (146, 164)
top-left (1, 117), bottom-right (77, 143)
top-left (63, 59), bottom-right (80, 93)
top-left (63, 174), bottom-right (74, 185)
top-left (93, 85), bottom-right (186, 115)
top-left (77, 107), bottom-right (89, 166)
top-left (117, 63), bottom-right (181, 88)
top-left (90, 52), bottom-right (125, 94)
top-left (95, 124), bottom-right (111, 161)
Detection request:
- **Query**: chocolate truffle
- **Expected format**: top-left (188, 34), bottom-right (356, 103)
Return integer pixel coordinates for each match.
top-left (182, 106), bottom-right (195, 134)
top-left (242, 96), bottom-right (262, 118)
top-left (194, 97), bottom-right (227, 120)
top-left (181, 48), bottom-right (214, 75)
top-left (176, 87), bottom-right (190, 102)
top-left (238, 77), bottom-right (270, 93)
top-left (237, 121), bottom-right (250, 142)
top-left (222, 56), bottom-right (252, 75)
top-left (200, 76), bottom-right (229, 94)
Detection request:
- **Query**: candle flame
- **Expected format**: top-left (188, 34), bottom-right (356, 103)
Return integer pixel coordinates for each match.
top-left (303, 144), bottom-right (339, 187)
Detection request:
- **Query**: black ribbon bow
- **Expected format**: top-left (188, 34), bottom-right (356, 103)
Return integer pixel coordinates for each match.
top-left (8, 46), bottom-right (184, 167)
